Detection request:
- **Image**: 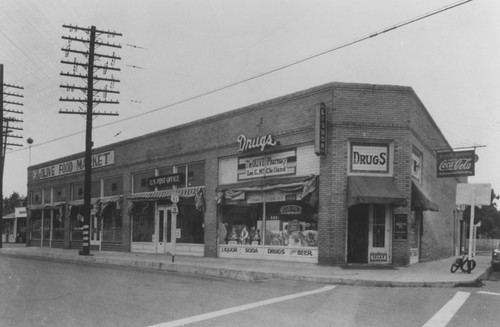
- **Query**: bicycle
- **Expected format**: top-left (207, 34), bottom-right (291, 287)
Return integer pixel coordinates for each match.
top-left (450, 251), bottom-right (476, 274)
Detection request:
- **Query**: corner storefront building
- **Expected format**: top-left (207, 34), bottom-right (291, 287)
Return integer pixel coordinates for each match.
top-left (26, 82), bottom-right (465, 266)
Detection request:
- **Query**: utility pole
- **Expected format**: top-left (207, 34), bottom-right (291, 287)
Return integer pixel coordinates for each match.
top-left (1, 64), bottom-right (24, 248)
top-left (59, 25), bottom-right (121, 255)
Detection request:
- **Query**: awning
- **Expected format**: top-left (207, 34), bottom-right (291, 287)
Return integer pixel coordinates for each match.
top-left (347, 176), bottom-right (407, 207)
top-left (68, 195), bottom-right (122, 207)
top-left (216, 175), bottom-right (317, 203)
top-left (27, 202), bottom-right (65, 210)
top-left (411, 182), bottom-right (438, 212)
top-left (127, 186), bottom-right (205, 201)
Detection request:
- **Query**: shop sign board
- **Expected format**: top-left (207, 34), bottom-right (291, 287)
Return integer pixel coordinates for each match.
top-left (280, 205), bottom-right (302, 215)
top-left (237, 133), bottom-right (278, 152)
top-left (246, 190), bottom-right (302, 203)
top-left (219, 244), bottom-right (318, 262)
top-left (350, 144), bottom-right (389, 173)
top-left (32, 150), bottom-right (115, 181)
top-left (456, 183), bottom-right (491, 206)
top-left (370, 252), bottom-right (388, 262)
top-left (148, 173), bottom-right (184, 188)
top-left (437, 150), bottom-right (475, 178)
top-left (238, 150), bottom-right (297, 180)
top-left (314, 102), bottom-right (327, 156)
top-left (394, 214), bottom-right (408, 240)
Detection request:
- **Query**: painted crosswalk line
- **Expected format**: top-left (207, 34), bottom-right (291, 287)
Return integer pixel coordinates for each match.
top-left (148, 285), bottom-right (337, 327)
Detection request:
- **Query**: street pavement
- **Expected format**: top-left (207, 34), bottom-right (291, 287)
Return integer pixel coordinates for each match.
top-left (0, 244), bottom-right (492, 287)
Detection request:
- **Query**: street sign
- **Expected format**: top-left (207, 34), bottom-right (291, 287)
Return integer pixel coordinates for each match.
top-left (171, 203), bottom-right (178, 214)
top-left (171, 194), bottom-right (179, 203)
top-left (456, 183), bottom-right (491, 206)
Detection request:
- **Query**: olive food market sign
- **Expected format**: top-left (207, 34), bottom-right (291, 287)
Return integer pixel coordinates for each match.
top-left (32, 150), bottom-right (115, 181)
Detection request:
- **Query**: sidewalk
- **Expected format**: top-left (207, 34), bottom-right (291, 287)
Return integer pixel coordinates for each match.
top-left (0, 245), bottom-right (492, 287)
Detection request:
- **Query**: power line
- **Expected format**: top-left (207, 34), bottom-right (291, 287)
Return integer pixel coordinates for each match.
top-left (8, 0), bottom-right (474, 154)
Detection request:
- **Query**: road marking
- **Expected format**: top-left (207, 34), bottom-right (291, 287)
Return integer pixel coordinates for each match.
top-left (477, 291), bottom-right (500, 297)
top-left (148, 285), bottom-right (336, 327)
top-left (422, 291), bottom-right (470, 327)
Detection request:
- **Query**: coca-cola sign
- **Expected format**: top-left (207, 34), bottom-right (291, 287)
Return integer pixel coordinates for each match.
top-left (437, 150), bottom-right (475, 178)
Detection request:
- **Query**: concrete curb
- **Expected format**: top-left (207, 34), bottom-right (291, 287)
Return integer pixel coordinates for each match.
top-left (0, 250), bottom-right (488, 288)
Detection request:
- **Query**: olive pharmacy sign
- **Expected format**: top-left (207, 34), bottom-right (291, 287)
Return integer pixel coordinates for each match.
top-left (437, 150), bottom-right (475, 178)
top-left (32, 150), bottom-right (115, 181)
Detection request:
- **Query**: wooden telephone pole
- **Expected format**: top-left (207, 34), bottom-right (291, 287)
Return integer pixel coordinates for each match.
top-left (59, 25), bottom-right (121, 255)
top-left (0, 64), bottom-right (24, 248)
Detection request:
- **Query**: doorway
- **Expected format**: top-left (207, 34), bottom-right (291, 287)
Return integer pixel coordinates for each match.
top-left (347, 204), bottom-right (369, 263)
top-left (156, 205), bottom-right (173, 254)
top-left (90, 212), bottom-right (102, 249)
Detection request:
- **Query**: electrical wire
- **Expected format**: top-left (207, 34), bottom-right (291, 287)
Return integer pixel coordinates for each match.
top-left (7, 0), bottom-right (474, 153)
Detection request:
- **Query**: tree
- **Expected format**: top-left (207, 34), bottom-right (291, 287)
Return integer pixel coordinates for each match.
top-left (2, 191), bottom-right (21, 214)
top-left (463, 189), bottom-right (500, 239)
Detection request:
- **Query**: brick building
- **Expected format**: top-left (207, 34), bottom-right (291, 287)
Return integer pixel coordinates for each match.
top-left (26, 82), bottom-right (465, 266)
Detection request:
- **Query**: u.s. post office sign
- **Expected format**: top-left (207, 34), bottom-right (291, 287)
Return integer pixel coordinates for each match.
top-left (32, 150), bottom-right (115, 181)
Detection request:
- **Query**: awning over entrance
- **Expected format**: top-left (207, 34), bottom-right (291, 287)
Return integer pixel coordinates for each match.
top-left (127, 186), bottom-right (204, 201)
top-left (216, 174), bottom-right (317, 203)
top-left (347, 176), bottom-right (407, 207)
top-left (411, 182), bottom-right (438, 212)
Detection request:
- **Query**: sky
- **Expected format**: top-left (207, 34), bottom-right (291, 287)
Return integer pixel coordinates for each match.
top-left (1, 0), bottom-right (499, 199)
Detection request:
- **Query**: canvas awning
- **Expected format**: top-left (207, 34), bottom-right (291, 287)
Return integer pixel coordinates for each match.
top-left (347, 176), bottom-right (407, 207)
top-left (127, 186), bottom-right (204, 201)
top-left (216, 175), bottom-right (317, 203)
top-left (411, 182), bottom-right (438, 212)
top-left (67, 195), bottom-right (123, 207)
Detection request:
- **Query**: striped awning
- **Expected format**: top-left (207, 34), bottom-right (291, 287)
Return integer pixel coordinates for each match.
top-left (127, 186), bottom-right (205, 201)
top-left (68, 195), bottom-right (123, 207)
top-left (28, 201), bottom-right (66, 210)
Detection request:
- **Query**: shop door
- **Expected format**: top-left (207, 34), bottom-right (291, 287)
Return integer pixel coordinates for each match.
top-left (347, 204), bottom-right (369, 263)
top-left (90, 213), bottom-right (102, 248)
top-left (156, 206), bottom-right (172, 254)
top-left (368, 205), bottom-right (391, 264)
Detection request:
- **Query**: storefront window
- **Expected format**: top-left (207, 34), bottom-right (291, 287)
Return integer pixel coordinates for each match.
top-left (91, 180), bottom-right (101, 198)
top-left (52, 208), bottom-right (64, 240)
top-left (132, 201), bottom-right (154, 242)
top-left (53, 186), bottom-right (67, 203)
top-left (102, 202), bottom-right (122, 242)
top-left (73, 182), bottom-right (84, 200)
top-left (133, 170), bottom-right (155, 193)
top-left (103, 176), bottom-right (123, 196)
top-left (221, 192), bottom-right (318, 248)
top-left (158, 166), bottom-right (174, 190)
top-left (31, 210), bottom-right (42, 239)
top-left (188, 162), bottom-right (205, 187)
top-left (372, 205), bottom-right (385, 248)
top-left (43, 189), bottom-right (51, 204)
top-left (31, 190), bottom-right (42, 205)
top-left (43, 209), bottom-right (51, 240)
top-left (69, 206), bottom-right (83, 241)
top-left (177, 203), bottom-right (204, 244)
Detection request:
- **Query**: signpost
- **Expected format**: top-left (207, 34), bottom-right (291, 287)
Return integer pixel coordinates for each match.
top-left (170, 193), bottom-right (179, 262)
top-left (456, 183), bottom-right (491, 265)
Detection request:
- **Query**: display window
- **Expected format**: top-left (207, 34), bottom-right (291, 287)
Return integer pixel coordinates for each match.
top-left (220, 193), bottom-right (318, 248)
top-left (30, 210), bottom-right (42, 240)
top-left (132, 201), bottom-right (155, 242)
top-left (43, 209), bottom-right (51, 240)
top-left (52, 208), bottom-right (64, 240)
top-left (69, 205), bottom-right (84, 241)
top-left (102, 202), bottom-right (122, 242)
top-left (176, 202), bottom-right (204, 244)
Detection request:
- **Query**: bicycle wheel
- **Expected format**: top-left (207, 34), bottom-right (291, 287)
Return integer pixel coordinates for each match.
top-left (460, 259), bottom-right (476, 273)
top-left (450, 263), bottom-right (459, 273)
